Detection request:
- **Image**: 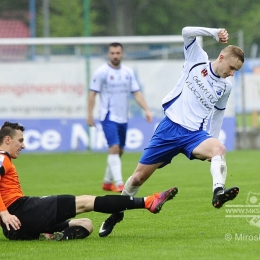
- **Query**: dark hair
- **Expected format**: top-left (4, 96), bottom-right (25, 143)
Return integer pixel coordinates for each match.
top-left (109, 42), bottom-right (123, 49)
top-left (0, 122), bottom-right (25, 144)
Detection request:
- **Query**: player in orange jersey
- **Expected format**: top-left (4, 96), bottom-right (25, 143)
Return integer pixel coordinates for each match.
top-left (0, 121), bottom-right (177, 240)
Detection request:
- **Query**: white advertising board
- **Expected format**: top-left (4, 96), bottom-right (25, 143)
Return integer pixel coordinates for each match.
top-left (0, 60), bottom-right (87, 119)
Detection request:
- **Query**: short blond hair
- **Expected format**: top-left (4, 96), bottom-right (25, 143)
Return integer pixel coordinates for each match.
top-left (221, 45), bottom-right (244, 63)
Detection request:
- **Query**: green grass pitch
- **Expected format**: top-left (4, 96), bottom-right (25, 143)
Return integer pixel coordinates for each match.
top-left (0, 150), bottom-right (260, 260)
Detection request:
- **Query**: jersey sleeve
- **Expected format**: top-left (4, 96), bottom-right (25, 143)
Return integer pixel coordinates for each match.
top-left (209, 86), bottom-right (231, 138)
top-left (0, 193), bottom-right (7, 211)
top-left (209, 108), bottom-right (225, 139)
top-left (89, 66), bottom-right (106, 92)
top-left (182, 27), bottom-right (222, 62)
top-left (214, 85), bottom-right (231, 110)
top-left (0, 155), bottom-right (5, 177)
top-left (0, 154), bottom-right (12, 211)
top-left (128, 68), bottom-right (140, 93)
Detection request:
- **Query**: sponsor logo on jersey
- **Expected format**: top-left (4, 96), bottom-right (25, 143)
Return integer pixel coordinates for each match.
top-left (216, 87), bottom-right (223, 96)
top-left (201, 68), bottom-right (208, 77)
top-left (186, 76), bottom-right (217, 110)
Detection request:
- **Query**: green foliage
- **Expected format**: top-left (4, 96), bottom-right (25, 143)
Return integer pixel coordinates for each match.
top-left (240, 5), bottom-right (260, 45)
top-left (37, 0), bottom-right (84, 37)
top-left (2, 0), bottom-right (260, 46)
top-left (0, 151), bottom-right (260, 259)
top-left (136, 0), bottom-right (257, 36)
top-left (90, 1), bottom-right (110, 36)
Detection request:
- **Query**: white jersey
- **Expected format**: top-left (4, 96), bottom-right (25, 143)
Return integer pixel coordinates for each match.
top-left (90, 63), bottom-right (140, 123)
top-left (162, 27), bottom-right (232, 138)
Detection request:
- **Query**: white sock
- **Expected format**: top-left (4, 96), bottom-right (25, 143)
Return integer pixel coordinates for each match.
top-left (103, 166), bottom-right (112, 183)
top-left (121, 176), bottom-right (140, 196)
top-left (210, 155), bottom-right (227, 192)
top-left (107, 154), bottom-right (124, 186)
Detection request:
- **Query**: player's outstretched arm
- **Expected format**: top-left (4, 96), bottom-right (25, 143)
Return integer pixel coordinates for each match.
top-left (182, 26), bottom-right (226, 45)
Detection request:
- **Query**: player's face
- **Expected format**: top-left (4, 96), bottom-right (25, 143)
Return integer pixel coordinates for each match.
top-left (7, 130), bottom-right (25, 159)
top-left (108, 46), bottom-right (123, 68)
top-left (219, 55), bottom-right (243, 78)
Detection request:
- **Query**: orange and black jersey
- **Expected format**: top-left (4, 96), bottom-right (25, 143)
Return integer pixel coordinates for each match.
top-left (0, 151), bottom-right (24, 211)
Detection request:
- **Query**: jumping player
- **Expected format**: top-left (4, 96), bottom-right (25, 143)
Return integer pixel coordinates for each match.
top-left (99, 26), bottom-right (244, 237)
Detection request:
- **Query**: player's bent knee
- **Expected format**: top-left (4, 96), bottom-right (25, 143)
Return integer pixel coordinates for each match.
top-left (81, 218), bottom-right (93, 233)
top-left (109, 145), bottom-right (120, 154)
top-left (213, 142), bottom-right (226, 156)
top-left (70, 218), bottom-right (93, 234)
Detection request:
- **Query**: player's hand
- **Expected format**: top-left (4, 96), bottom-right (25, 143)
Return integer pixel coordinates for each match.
top-left (218, 29), bottom-right (228, 44)
top-left (0, 210), bottom-right (21, 231)
top-left (145, 110), bottom-right (153, 123)
top-left (87, 115), bottom-right (95, 127)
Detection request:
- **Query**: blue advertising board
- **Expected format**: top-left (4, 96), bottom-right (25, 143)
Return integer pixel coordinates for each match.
top-left (0, 116), bottom-right (235, 153)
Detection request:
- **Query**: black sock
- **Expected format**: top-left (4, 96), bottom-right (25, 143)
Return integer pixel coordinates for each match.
top-left (62, 226), bottom-right (90, 240)
top-left (94, 195), bottom-right (145, 213)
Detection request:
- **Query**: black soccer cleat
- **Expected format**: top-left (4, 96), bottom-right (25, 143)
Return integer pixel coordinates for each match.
top-left (212, 186), bottom-right (239, 209)
top-left (99, 212), bottom-right (124, 237)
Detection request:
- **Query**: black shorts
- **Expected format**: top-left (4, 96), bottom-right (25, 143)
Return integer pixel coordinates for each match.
top-left (1, 195), bottom-right (76, 240)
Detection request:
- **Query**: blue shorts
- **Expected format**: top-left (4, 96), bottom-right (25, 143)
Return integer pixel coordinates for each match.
top-left (101, 114), bottom-right (127, 148)
top-left (139, 116), bottom-right (212, 168)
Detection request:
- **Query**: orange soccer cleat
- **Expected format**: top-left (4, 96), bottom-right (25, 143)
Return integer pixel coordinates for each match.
top-left (102, 183), bottom-right (117, 192)
top-left (114, 184), bottom-right (124, 193)
top-left (145, 187), bottom-right (178, 214)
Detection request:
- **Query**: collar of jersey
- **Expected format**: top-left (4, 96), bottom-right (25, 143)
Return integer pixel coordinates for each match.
top-left (107, 63), bottom-right (121, 70)
top-left (209, 62), bottom-right (220, 78)
top-left (0, 150), bottom-right (11, 159)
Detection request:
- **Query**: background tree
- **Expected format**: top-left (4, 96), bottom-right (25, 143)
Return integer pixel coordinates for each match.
top-left (240, 4), bottom-right (260, 46)
top-left (0, 0), bottom-right (260, 51)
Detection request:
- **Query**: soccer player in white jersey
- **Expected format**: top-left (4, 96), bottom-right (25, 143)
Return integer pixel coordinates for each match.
top-left (99, 27), bottom-right (244, 237)
top-left (87, 42), bottom-right (153, 192)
